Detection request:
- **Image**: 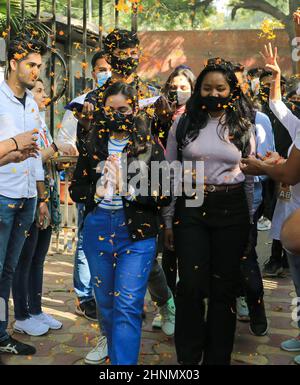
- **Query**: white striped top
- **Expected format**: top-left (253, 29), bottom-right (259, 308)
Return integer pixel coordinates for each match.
top-left (98, 136), bottom-right (129, 210)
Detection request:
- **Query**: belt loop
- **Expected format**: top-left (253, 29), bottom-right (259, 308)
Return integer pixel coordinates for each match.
top-left (226, 185), bottom-right (229, 193)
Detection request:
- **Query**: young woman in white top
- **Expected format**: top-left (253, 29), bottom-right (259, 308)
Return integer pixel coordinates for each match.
top-left (241, 42), bottom-right (300, 365)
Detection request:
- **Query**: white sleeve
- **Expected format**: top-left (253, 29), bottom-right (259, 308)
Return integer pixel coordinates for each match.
top-left (35, 124), bottom-right (45, 181)
top-left (294, 130), bottom-right (300, 151)
top-left (56, 110), bottom-right (78, 147)
top-left (269, 99), bottom-right (300, 141)
top-left (34, 153), bottom-right (44, 181)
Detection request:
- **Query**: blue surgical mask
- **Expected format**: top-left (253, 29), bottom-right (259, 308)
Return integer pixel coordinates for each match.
top-left (96, 71), bottom-right (111, 87)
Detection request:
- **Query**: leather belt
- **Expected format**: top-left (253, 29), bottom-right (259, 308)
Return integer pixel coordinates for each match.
top-left (204, 183), bottom-right (243, 193)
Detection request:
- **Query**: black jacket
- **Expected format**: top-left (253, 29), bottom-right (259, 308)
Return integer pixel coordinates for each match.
top-left (69, 127), bottom-right (171, 242)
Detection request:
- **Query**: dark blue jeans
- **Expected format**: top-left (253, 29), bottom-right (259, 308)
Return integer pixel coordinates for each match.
top-left (0, 195), bottom-right (36, 342)
top-left (74, 203), bottom-right (94, 304)
top-left (83, 207), bottom-right (156, 365)
top-left (12, 222), bottom-right (52, 320)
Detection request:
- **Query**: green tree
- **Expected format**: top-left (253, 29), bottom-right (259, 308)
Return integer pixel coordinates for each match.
top-left (0, 0), bottom-right (50, 39)
top-left (230, 0), bottom-right (299, 72)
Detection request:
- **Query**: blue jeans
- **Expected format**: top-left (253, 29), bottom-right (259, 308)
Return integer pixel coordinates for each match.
top-left (83, 207), bottom-right (156, 365)
top-left (287, 252), bottom-right (300, 329)
top-left (12, 222), bottom-right (52, 320)
top-left (73, 203), bottom-right (94, 303)
top-left (0, 195), bottom-right (36, 341)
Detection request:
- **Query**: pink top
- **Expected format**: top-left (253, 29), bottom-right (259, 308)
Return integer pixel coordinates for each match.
top-left (162, 115), bottom-right (256, 228)
top-left (166, 115), bottom-right (256, 185)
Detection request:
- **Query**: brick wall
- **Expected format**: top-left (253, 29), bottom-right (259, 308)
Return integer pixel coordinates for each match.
top-left (138, 29), bottom-right (293, 83)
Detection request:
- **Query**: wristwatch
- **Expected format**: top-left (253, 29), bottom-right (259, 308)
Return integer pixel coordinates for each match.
top-left (37, 197), bottom-right (46, 204)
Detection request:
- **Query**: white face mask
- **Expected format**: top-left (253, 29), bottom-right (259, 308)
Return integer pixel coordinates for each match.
top-left (251, 78), bottom-right (260, 96)
top-left (96, 71), bottom-right (112, 87)
top-left (177, 89), bottom-right (191, 106)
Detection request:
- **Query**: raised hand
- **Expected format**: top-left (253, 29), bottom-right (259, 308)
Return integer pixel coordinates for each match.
top-left (260, 42), bottom-right (281, 76)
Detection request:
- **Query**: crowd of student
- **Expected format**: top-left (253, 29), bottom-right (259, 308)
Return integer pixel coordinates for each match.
top-left (0, 16), bottom-right (300, 365)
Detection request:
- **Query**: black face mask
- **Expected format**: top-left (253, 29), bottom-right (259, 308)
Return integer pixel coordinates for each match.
top-left (168, 90), bottom-right (178, 104)
top-left (199, 96), bottom-right (231, 112)
top-left (102, 110), bottom-right (134, 133)
top-left (259, 86), bottom-right (270, 102)
top-left (110, 55), bottom-right (139, 77)
top-left (291, 100), bottom-right (300, 109)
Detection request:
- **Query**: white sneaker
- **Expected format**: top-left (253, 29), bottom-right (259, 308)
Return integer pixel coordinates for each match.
top-left (85, 336), bottom-right (108, 365)
top-left (30, 313), bottom-right (63, 330)
top-left (257, 217), bottom-right (271, 231)
top-left (152, 313), bottom-right (162, 329)
top-left (160, 296), bottom-right (175, 336)
top-left (14, 317), bottom-right (49, 336)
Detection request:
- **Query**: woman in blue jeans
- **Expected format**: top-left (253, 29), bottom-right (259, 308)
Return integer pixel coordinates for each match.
top-left (70, 82), bottom-right (171, 365)
top-left (12, 79), bottom-right (62, 336)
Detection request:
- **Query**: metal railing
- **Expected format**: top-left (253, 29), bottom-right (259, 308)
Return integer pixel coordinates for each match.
top-left (51, 155), bottom-right (78, 254)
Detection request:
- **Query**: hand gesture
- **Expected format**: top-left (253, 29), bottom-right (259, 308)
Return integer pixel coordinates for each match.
top-left (260, 42), bottom-right (281, 76)
top-left (96, 155), bottom-right (123, 198)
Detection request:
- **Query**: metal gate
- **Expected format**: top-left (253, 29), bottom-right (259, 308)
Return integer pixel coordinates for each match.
top-left (4, 0), bottom-right (139, 252)
top-left (5, 0), bottom-right (139, 136)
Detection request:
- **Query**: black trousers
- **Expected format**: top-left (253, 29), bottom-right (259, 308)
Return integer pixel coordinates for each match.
top-left (162, 247), bottom-right (177, 297)
top-left (239, 205), bottom-right (264, 304)
top-left (173, 187), bottom-right (250, 365)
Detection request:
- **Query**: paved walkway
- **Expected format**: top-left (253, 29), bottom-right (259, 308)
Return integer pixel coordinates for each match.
top-left (1, 231), bottom-right (299, 365)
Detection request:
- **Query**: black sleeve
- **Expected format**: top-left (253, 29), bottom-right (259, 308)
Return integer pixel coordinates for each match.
top-left (69, 150), bottom-right (94, 205)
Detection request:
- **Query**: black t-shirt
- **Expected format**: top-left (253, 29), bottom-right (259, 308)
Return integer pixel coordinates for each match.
top-left (15, 94), bottom-right (27, 109)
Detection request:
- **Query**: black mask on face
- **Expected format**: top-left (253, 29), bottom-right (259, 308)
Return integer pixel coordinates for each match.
top-left (168, 90), bottom-right (177, 104)
top-left (259, 86), bottom-right (270, 102)
top-left (102, 110), bottom-right (134, 133)
top-left (110, 55), bottom-right (139, 77)
top-left (199, 96), bottom-right (231, 112)
top-left (291, 100), bottom-right (300, 109)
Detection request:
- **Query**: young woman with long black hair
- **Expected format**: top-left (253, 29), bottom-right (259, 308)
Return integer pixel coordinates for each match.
top-left (70, 82), bottom-right (171, 365)
top-left (163, 59), bottom-right (255, 365)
